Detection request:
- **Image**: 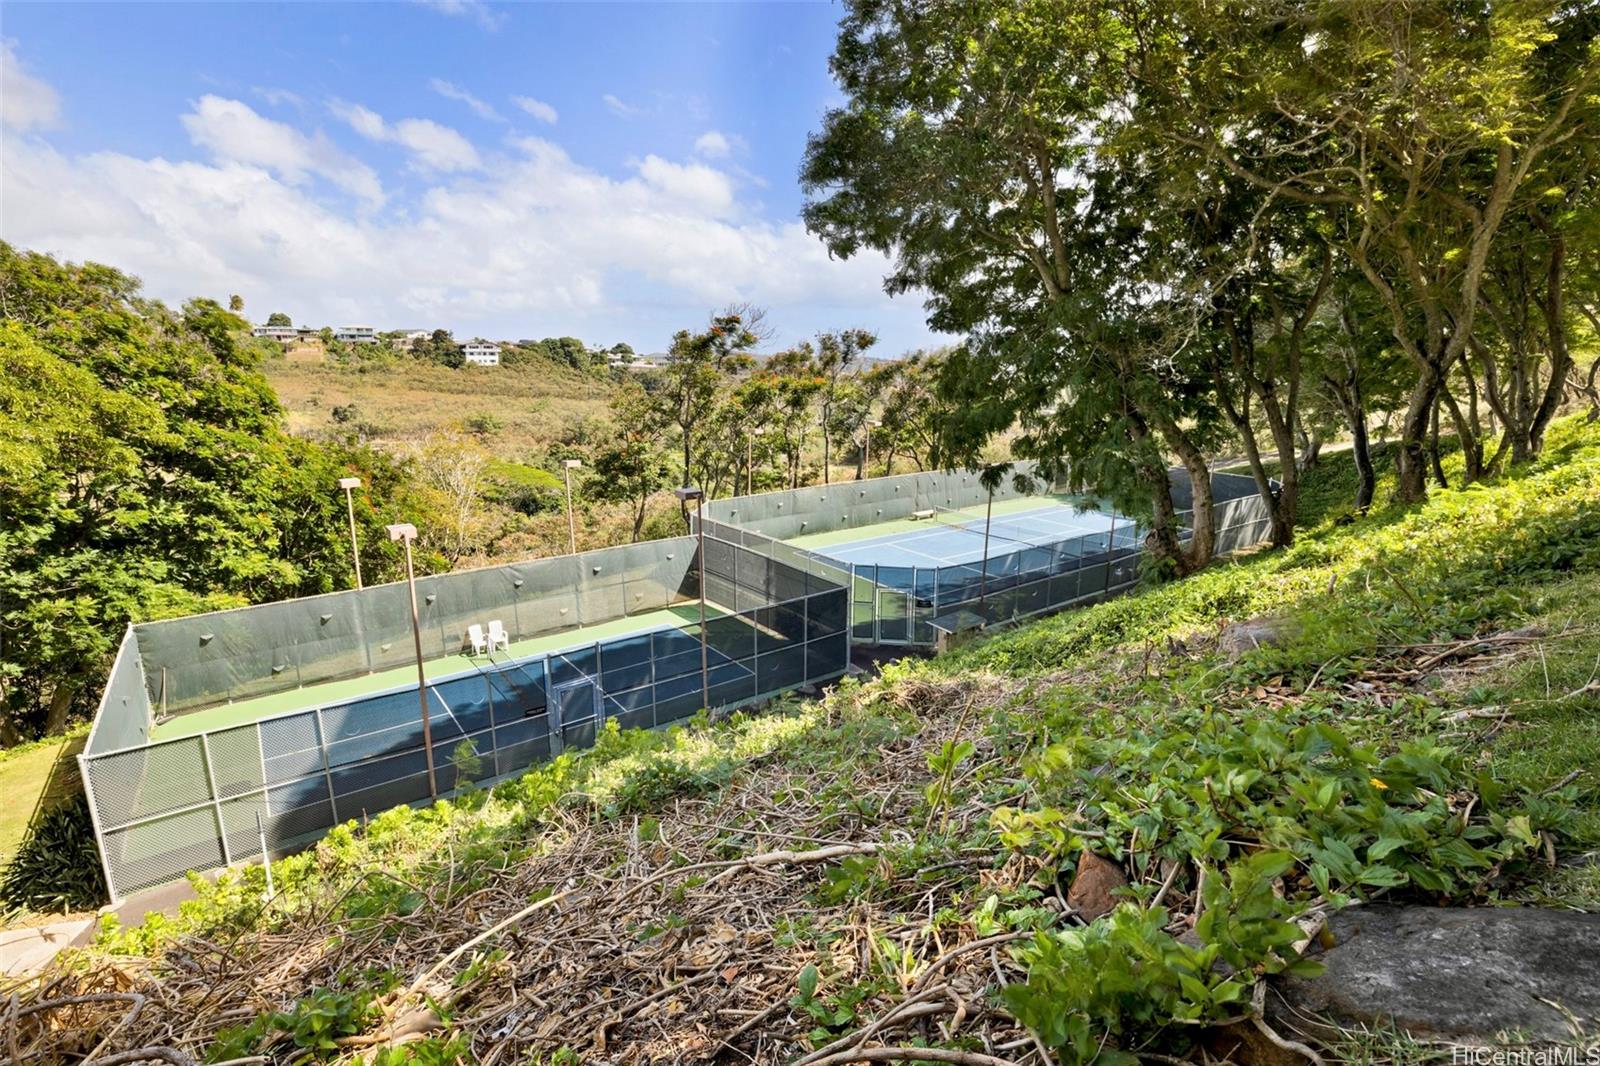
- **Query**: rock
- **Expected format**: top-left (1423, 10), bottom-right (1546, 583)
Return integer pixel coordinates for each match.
top-left (1271, 905), bottom-right (1600, 1046)
top-left (1218, 616), bottom-right (1299, 658)
top-left (1065, 850), bottom-right (1128, 921)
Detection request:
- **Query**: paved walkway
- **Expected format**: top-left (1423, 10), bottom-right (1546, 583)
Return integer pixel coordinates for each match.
top-left (0, 917), bottom-right (96, 978)
top-left (0, 875), bottom-right (203, 979)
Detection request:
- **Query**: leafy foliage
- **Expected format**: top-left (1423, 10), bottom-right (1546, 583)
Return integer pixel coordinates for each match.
top-left (0, 243), bottom-right (441, 740)
top-left (0, 793), bottom-right (105, 912)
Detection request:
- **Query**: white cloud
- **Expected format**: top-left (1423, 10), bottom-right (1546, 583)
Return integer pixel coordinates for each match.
top-left (510, 95), bottom-right (558, 124)
top-left (183, 95), bottom-right (384, 206)
top-left (412, 0), bottom-right (504, 32)
top-left (693, 130), bottom-right (739, 159)
top-left (330, 99), bottom-right (480, 172)
top-left (1, 105), bottom-right (923, 350)
top-left (430, 78), bottom-right (503, 122)
top-left (2, 40), bottom-right (62, 132)
top-left (602, 93), bottom-right (643, 118)
top-left (252, 86), bottom-right (304, 109)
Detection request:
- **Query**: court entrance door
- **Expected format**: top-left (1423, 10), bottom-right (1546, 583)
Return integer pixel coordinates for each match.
top-left (873, 565), bottom-right (914, 644)
top-left (550, 678), bottom-right (601, 754)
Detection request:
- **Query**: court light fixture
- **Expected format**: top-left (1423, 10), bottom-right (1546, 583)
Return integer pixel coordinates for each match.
top-left (337, 476), bottom-right (364, 589)
top-left (386, 522), bottom-right (437, 798)
top-left (562, 459), bottom-right (583, 555)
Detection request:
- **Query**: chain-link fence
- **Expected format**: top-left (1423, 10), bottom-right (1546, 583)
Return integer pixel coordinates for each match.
top-left (701, 470), bottom-right (1273, 647)
top-left (81, 536), bottom-right (848, 900)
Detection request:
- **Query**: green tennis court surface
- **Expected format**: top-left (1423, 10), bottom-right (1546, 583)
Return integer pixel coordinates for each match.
top-left (151, 602), bottom-right (724, 741)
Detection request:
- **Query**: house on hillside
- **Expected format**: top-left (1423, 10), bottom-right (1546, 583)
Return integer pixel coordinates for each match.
top-left (335, 325), bottom-right (377, 344)
top-left (463, 341), bottom-right (501, 367)
top-left (392, 329), bottom-right (429, 352)
top-left (252, 324), bottom-right (298, 343)
top-left (610, 351), bottom-right (668, 371)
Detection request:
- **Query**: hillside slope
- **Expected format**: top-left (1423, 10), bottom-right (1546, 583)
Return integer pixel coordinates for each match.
top-left (267, 356), bottom-right (615, 456)
top-left (17, 417), bottom-right (1600, 1065)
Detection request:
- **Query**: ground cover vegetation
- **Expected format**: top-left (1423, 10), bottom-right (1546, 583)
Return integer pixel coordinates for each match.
top-left (12, 415), bottom-right (1599, 1064)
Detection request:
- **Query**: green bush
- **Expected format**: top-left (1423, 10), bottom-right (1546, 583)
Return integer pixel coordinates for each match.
top-left (0, 792), bottom-right (106, 912)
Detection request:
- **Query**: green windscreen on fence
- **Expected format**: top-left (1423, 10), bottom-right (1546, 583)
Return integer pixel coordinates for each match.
top-left (80, 535), bottom-right (850, 900)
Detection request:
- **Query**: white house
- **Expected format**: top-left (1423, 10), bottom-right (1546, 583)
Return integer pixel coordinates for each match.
top-left (335, 325), bottom-right (378, 344)
top-left (463, 341), bottom-right (502, 367)
top-left (252, 324), bottom-right (298, 342)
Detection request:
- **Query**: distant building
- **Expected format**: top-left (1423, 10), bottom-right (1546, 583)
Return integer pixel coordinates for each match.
top-left (252, 324), bottom-right (298, 342)
top-left (463, 341), bottom-right (502, 367)
top-left (335, 325), bottom-right (378, 344)
top-left (392, 329), bottom-right (429, 352)
top-left (611, 351), bottom-right (668, 371)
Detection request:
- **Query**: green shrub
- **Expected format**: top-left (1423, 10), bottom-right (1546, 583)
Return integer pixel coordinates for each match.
top-left (0, 792), bottom-right (106, 912)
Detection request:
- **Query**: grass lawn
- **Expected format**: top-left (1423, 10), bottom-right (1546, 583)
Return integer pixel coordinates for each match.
top-left (0, 728), bottom-right (86, 866)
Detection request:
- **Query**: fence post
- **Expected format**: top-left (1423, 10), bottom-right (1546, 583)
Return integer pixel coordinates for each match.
top-left (313, 705), bottom-right (339, 824)
top-left (198, 733), bottom-right (233, 867)
top-left (256, 811), bottom-right (275, 901)
top-left (77, 751), bottom-right (122, 904)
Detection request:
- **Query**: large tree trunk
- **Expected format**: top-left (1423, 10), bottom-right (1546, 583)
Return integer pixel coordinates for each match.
top-left (1394, 370), bottom-right (1439, 502)
top-left (1428, 401), bottom-right (1449, 489)
top-left (1350, 413), bottom-right (1376, 513)
top-left (1529, 228), bottom-right (1572, 456)
top-left (45, 682), bottom-right (76, 736)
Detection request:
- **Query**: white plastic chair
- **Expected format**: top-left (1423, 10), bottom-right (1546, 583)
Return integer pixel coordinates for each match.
top-left (466, 623), bottom-right (487, 656)
top-left (486, 619), bottom-right (511, 652)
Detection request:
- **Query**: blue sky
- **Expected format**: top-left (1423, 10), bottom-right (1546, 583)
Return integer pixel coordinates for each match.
top-left (0, 1), bottom-right (943, 355)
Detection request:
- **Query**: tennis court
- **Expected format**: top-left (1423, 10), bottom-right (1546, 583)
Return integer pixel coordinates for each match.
top-left (151, 603), bottom-right (718, 741)
top-left (81, 534), bottom-right (851, 899)
top-left (788, 494), bottom-right (1132, 569)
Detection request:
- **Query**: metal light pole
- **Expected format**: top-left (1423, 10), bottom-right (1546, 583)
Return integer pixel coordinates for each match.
top-left (562, 459), bottom-right (582, 554)
top-left (676, 487), bottom-right (709, 709)
top-left (338, 476), bottom-right (364, 589)
top-left (387, 523), bottom-right (437, 798)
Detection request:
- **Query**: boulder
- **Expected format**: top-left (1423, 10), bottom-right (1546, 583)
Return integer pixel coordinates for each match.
top-left (1271, 905), bottom-right (1600, 1046)
top-left (1065, 850), bottom-right (1128, 921)
top-left (1218, 616), bottom-right (1299, 658)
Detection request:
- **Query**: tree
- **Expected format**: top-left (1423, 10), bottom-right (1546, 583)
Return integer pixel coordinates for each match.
top-left (1145, 1), bottom-right (1598, 500)
top-left (652, 312), bottom-right (760, 494)
top-left (0, 243), bottom-right (441, 742)
top-left (803, 1), bottom-right (1227, 572)
top-left (876, 352), bottom-right (947, 473)
top-left (812, 328), bottom-right (877, 483)
top-left (228, 294), bottom-right (244, 312)
top-left (266, 311), bottom-right (292, 327)
top-left (590, 385), bottom-right (676, 540)
top-left (414, 328), bottom-right (463, 368)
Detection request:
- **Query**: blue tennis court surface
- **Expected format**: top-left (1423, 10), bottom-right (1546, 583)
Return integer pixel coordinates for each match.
top-left (807, 501), bottom-right (1124, 569)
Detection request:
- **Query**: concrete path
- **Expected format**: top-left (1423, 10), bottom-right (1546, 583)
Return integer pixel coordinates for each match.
top-left (0, 917), bottom-right (96, 978)
top-left (0, 874), bottom-right (203, 979)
